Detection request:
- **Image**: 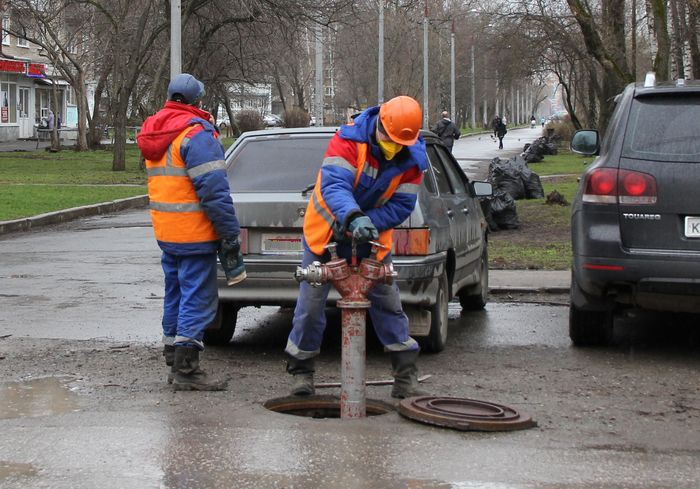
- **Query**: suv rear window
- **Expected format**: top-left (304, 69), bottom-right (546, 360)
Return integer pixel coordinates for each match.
top-left (622, 94), bottom-right (700, 162)
top-left (227, 135), bottom-right (331, 192)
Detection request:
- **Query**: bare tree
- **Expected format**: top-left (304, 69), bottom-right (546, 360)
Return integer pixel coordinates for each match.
top-left (11, 0), bottom-right (97, 150)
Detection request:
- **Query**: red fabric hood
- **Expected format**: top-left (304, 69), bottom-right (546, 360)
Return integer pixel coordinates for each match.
top-left (137, 101), bottom-right (213, 160)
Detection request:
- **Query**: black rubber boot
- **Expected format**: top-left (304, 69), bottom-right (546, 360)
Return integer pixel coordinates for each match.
top-left (164, 344), bottom-right (175, 384)
top-left (171, 346), bottom-right (227, 391)
top-left (390, 350), bottom-right (427, 399)
top-left (286, 356), bottom-right (315, 396)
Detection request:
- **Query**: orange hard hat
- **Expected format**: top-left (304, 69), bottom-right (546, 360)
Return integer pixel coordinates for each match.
top-left (379, 96), bottom-right (422, 146)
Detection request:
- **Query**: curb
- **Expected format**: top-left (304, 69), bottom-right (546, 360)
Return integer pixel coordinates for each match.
top-left (0, 195), bottom-right (148, 235)
top-left (489, 286), bottom-right (570, 294)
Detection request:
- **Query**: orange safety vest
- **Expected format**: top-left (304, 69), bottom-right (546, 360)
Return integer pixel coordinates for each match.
top-left (304, 142), bottom-right (403, 261)
top-left (146, 126), bottom-right (219, 244)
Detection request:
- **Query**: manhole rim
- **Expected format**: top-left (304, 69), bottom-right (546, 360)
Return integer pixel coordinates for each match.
top-left (263, 394), bottom-right (395, 418)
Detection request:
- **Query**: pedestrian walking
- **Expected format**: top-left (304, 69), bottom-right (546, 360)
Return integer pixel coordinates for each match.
top-left (136, 73), bottom-right (245, 391)
top-left (491, 115), bottom-right (501, 139)
top-left (431, 110), bottom-right (460, 153)
top-left (496, 117), bottom-right (507, 149)
top-left (285, 95), bottom-right (428, 400)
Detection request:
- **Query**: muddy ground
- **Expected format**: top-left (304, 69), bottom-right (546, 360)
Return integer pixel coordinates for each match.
top-left (2, 294), bottom-right (700, 487)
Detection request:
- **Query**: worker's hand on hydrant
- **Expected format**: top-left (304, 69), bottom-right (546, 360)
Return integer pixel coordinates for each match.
top-left (348, 215), bottom-right (379, 244)
top-left (218, 237), bottom-right (247, 286)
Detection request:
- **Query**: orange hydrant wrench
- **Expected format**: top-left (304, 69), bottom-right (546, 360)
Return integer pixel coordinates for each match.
top-left (294, 241), bottom-right (395, 419)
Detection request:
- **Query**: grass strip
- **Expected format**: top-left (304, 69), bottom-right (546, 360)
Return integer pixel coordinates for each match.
top-left (0, 184), bottom-right (146, 221)
top-left (487, 149), bottom-right (592, 270)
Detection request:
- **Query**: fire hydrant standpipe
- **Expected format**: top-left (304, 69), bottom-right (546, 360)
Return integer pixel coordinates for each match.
top-left (294, 241), bottom-right (395, 419)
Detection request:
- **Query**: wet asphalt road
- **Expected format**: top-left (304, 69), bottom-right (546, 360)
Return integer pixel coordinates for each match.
top-left (1, 128), bottom-right (699, 488)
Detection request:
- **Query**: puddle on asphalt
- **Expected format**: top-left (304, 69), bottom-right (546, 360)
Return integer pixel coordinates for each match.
top-left (0, 461), bottom-right (38, 480)
top-left (0, 377), bottom-right (80, 420)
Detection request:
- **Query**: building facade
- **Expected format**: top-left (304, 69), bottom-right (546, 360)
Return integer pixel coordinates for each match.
top-left (0, 13), bottom-right (70, 142)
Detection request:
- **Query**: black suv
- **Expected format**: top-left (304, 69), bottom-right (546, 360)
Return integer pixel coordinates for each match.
top-left (569, 77), bottom-right (700, 346)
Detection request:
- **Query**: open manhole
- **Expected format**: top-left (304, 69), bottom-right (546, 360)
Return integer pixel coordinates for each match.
top-left (264, 395), bottom-right (394, 418)
top-left (398, 396), bottom-right (536, 431)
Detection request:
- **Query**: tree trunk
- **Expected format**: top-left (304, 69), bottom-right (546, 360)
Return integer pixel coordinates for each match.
top-left (566, 0), bottom-right (634, 131)
top-left (88, 71), bottom-right (108, 149)
top-left (50, 81), bottom-right (60, 151)
top-left (669, 0), bottom-right (685, 78)
top-left (650, 0), bottom-right (671, 80)
top-left (74, 71), bottom-right (88, 151)
top-left (687, 0), bottom-right (700, 77)
top-left (111, 95), bottom-right (128, 171)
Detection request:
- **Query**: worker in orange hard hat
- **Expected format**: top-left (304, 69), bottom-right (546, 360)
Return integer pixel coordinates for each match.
top-left (284, 95), bottom-right (429, 399)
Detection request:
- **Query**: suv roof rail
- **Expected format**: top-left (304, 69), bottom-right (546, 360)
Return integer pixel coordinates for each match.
top-left (644, 72), bottom-right (656, 87)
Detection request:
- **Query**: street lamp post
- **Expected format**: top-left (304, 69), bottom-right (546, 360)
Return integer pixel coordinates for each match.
top-left (423, 1), bottom-right (429, 128)
top-left (378, 0), bottom-right (384, 104)
top-left (450, 19), bottom-right (455, 122)
top-left (470, 44), bottom-right (475, 129)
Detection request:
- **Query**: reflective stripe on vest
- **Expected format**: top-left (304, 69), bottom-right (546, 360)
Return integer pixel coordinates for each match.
top-left (304, 142), bottom-right (403, 260)
top-left (146, 126), bottom-right (219, 244)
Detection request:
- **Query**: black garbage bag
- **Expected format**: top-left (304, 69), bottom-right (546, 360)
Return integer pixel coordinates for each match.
top-left (489, 189), bottom-right (520, 230)
top-left (510, 155), bottom-right (544, 199)
top-left (523, 172), bottom-right (544, 199)
top-left (544, 142), bottom-right (558, 155)
top-left (523, 152), bottom-right (544, 163)
top-left (488, 157), bottom-right (526, 200)
top-left (479, 198), bottom-right (500, 232)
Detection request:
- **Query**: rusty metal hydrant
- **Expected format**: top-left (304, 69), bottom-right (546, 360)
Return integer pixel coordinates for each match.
top-left (294, 241), bottom-right (396, 419)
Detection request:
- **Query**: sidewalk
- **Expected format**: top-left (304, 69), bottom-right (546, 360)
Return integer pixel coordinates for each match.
top-left (489, 269), bottom-right (570, 294)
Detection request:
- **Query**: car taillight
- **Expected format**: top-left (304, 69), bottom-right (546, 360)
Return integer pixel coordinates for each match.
top-left (582, 168), bottom-right (657, 204)
top-left (239, 228), bottom-right (248, 254)
top-left (392, 229), bottom-right (430, 256)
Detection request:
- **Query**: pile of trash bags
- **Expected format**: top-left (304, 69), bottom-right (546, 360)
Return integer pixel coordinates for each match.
top-left (522, 136), bottom-right (559, 163)
top-left (481, 155), bottom-right (545, 231)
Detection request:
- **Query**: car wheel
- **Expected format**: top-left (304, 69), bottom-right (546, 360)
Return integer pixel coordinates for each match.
top-left (203, 302), bottom-right (239, 345)
top-left (420, 271), bottom-right (449, 353)
top-left (458, 247), bottom-right (488, 311)
top-left (569, 273), bottom-right (613, 346)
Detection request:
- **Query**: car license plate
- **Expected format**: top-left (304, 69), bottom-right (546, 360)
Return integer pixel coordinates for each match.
top-left (684, 216), bottom-right (700, 238)
top-left (261, 233), bottom-right (303, 254)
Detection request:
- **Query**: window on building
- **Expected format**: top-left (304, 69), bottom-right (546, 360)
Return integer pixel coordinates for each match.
top-left (0, 82), bottom-right (17, 124)
top-left (17, 35), bottom-right (29, 48)
top-left (2, 17), bottom-right (10, 46)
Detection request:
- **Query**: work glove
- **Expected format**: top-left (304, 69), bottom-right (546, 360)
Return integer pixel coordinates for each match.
top-left (218, 237), bottom-right (246, 286)
top-left (347, 215), bottom-right (379, 244)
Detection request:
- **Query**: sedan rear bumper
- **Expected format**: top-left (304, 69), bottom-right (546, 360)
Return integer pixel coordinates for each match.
top-left (217, 252), bottom-right (447, 307)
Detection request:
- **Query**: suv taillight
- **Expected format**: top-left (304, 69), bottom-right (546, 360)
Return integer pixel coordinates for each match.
top-left (583, 168), bottom-right (657, 204)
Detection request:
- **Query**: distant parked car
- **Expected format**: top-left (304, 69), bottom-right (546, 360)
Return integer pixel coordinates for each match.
top-left (263, 114), bottom-right (282, 127)
top-left (206, 127), bottom-right (492, 352)
top-left (569, 76), bottom-right (700, 346)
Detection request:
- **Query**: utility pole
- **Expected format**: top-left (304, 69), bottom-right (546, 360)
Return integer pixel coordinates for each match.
top-left (470, 45), bottom-right (475, 129)
top-left (423, 1), bottom-right (429, 128)
top-left (315, 24), bottom-right (323, 126)
top-left (378, 0), bottom-right (384, 104)
top-left (170, 0), bottom-right (181, 78)
top-left (450, 19), bottom-right (455, 122)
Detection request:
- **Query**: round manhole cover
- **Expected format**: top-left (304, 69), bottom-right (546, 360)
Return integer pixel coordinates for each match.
top-left (398, 396), bottom-right (536, 431)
